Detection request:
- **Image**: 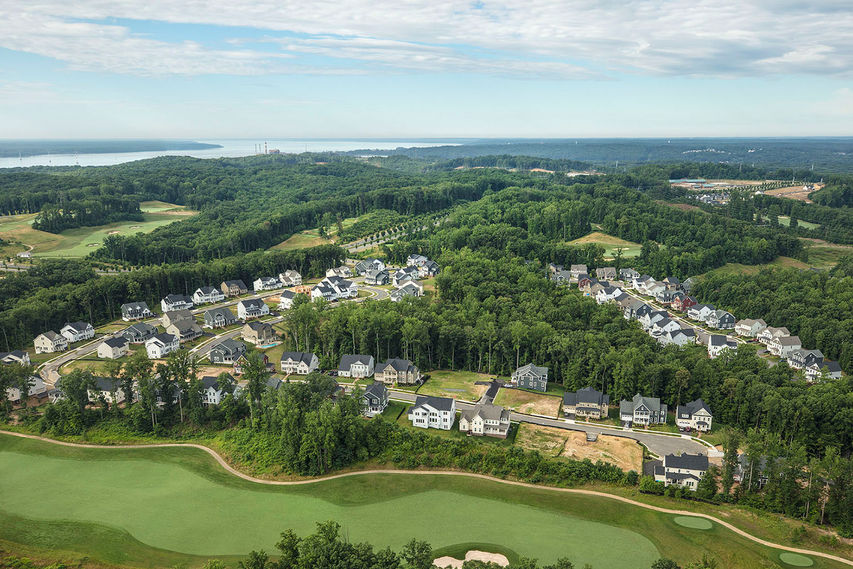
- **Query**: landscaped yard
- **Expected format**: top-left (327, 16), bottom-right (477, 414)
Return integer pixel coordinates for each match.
top-left (418, 370), bottom-right (492, 401)
top-left (515, 424), bottom-right (643, 472)
top-left (493, 387), bottom-right (562, 417)
top-left (567, 231), bottom-right (642, 259)
top-left (0, 434), bottom-right (842, 569)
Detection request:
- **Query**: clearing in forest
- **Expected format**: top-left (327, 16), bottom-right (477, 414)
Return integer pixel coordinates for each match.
top-left (568, 232), bottom-right (642, 259)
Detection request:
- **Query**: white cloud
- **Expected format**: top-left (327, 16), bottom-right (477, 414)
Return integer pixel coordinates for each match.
top-left (3, 1), bottom-right (853, 77)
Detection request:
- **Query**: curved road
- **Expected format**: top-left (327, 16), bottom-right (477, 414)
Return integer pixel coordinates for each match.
top-left (1, 430), bottom-right (849, 568)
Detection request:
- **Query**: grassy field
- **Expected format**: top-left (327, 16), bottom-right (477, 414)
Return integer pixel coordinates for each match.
top-left (515, 424), bottom-right (643, 472)
top-left (270, 217), bottom-right (362, 251)
top-left (568, 231), bottom-right (642, 259)
top-left (418, 370), bottom-right (492, 401)
top-left (493, 388), bottom-right (562, 417)
top-left (0, 434), bottom-right (846, 569)
top-left (0, 201), bottom-right (197, 258)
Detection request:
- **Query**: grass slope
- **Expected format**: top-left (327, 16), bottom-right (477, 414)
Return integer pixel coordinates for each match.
top-left (418, 370), bottom-right (492, 401)
top-left (568, 231), bottom-right (642, 259)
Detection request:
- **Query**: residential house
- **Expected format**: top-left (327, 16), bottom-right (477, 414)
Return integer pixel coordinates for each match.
top-left (279, 270), bottom-right (303, 286)
top-left (407, 254), bottom-right (429, 267)
top-left (805, 360), bottom-right (842, 381)
top-left (253, 276), bottom-right (281, 291)
top-left (639, 309), bottom-right (669, 331)
top-left (200, 375), bottom-right (235, 406)
top-left (145, 333), bottom-right (179, 359)
top-left (161, 294), bottom-right (193, 313)
top-left (419, 259), bottom-right (439, 278)
top-left (562, 387), bottom-right (610, 419)
top-left (595, 285), bottom-right (623, 305)
top-left (551, 270), bottom-right (572, 285)
top-left (757, 326), bottom-right (790, 345)
top-left (5, 375), bottom-right (46, 403)
top-left (619, 268), bottom-right (640, 281)
top-left (651, 318), bottom-right (682, 338)
top-left (768, 335), bottom-right (802, 358)
top-left (375, 358), bottom-right (421, 385)
top-left (60, 321), bottom-right (95, 343)
top-left (0, 350), bottom-right (30, 366)
top-left (595, 267), bottom-right (617, 281)
top-left (548, 263), bottom-right (564, 275)
top-left (655, 289), bottom-right (680, 305)
top-left (687, 304), bottom-right (715, 322)
top-left (97, 337), bottom-right (128, 359)
top-left (237, 298), bottom-right (270, 320)
top-left (577, 274), bottom-right (594, 290)
top-left (653, 453), bottom-right (708, 490)
top-left (682, 277), bottom-right (696, 293)
top-left (733, 454), bottom-right (770, 488)
top-left (787, 349), bottom-right (824, 370)
top-left (619, 393), bottom-right (667, 427)
top-left (660, 328), bottom-right (696, 347)
top-left (735, 318), bottom-right (767, 337)
top-left (208, 339), bottom-right (246, 364)
top-left (203, 307), bottom-right (237, 329)
top-left (280, 351), bottom-right (319, 375)
top-left (408, 395), bottom-right (456, 430)
top-left (675, 399), bottom-right (713, 432)
top-left (511, 363), bottom-right (548, 392)
top-left (663, 276), bottom-right (682, 290)
top-left (220, 280), bottom-right (248, 297)
top-left (162, 309), bottom-right (194, 328)
top-left (706, 310), bottom-right (735, 330)
top-left (166, 319), bottom-right (203, 343)
top-left (362, 381), bottom-right (389, 417)
top-left (707, 335), bottom-right (738, 358)
top-left (459, 402), bottom-right (511, 438)
top-left (364, 268), bottom-right (390, 286)
top-left (390, 281), bottom-right (424, 302)
top-left (615, 295), bottom-right (636, 314)
top-left (624, 300), bottom-right (649, 320)
top-left (120, 301), bottom-right (153, 321)
top-left (311, 276), bottom-right (358, 302)
top-left (192, 286), bottom-right (225, 305)
top-left (569, 264), bottom-right (588, 280)
top-left (355, 258), bottom-right (386, 275)
top-left (34, 331), bottom-right (68, 354)
top-left (242, 321), bottom-right (276, 346)
top-left (392, 266), bottom-right (420, 287)
top-left (278, 290), bottom-right (296, 310)
top-left (337, 354), bottom-right (375, 378)
top-left (88, 377), bottom-right (129, 405)
top-left (326, 266), bottom-right (353, 278)
top-left (122, 322), bottom-right (156, 344)
top-left (233, 352), bottom-right (270, 376)
top-left (631, 274), bottom-right (654, 291)
top-left (671, 295), bottom-right (698, 313)
top-left (645, 281), bottom-right (667, 298)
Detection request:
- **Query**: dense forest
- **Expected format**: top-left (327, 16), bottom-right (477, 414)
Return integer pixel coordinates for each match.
top-left (810, 176), bottom-right (853, 208)
top-left (31, 196), bottom-right (143, 233)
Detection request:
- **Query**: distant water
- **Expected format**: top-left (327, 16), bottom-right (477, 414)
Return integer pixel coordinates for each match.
top-left (0, 139), bottom-right (460, 169)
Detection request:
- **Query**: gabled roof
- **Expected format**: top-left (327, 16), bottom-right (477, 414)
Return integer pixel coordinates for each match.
top-left (239, 298), bottom-right (266, 309)
top-left (196, 286), bottom-right (217, 295)
top-left (281, 351), bottom-right (316, 365)
top-left (461, 402), bottom-right (509, 423)
top-left (246, 320), bottom-right (272, 332)
top-left (121, 301), bottom-right (150, 310)
top-left (63, 321), bottom-right (92, 332)
top-left (40, 330), bottom-right (63, 341)
top-left (665, 453), bottom-right (708, 471)
top-left (92, 377), bottom-right (120, 392)
top-left (211, 338), bottom-right (245, 354)
top-left (563, 386), bottom-right (609, 406)
top-left (379, 358), bottom-right (416, 372)
top-left (775, 336), bottom-right (802, 346)
top-left (149, 332), bottom-right (177, 345)
top-left (223, 279), bottom-right (247, 288)
top-left (102, 337), bottom-right (127, 348)
top-left (339, 354), bottom-right (373, 370)
top-left (280, 290), bottom-right (296, 299)
top-left (163, 294), bottom-right (191, 303)
top-left (205, 307), bottom-right (235, 320)
top-left (677, 398), bottom-right (711, 417)
top-left (201, 374), bottom-right (235, 391)
top-left (168, 318), bottom-right (201, 333)
top-left (363, 381), bottom-right (387, 399)
top-left (125, 322), bottom-right (155, 335)
top-left (515, 363), bottom-right (548, 376)
top-left (411, 395), bottom-right (454, 412)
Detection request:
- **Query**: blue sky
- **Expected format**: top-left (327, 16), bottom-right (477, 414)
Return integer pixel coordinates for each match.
top-left (1, 1), bottom-right (852, 138)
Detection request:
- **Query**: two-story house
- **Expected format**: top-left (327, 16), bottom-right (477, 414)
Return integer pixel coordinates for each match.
top-left (97, 337), bottom-right (128, 359)
top-left (375, 358), bottom-right (421, 385)
top-left (362, 381), bottom-right (389, 417)
top-left (166, 319), bottom-right (203, 344)
top-left (200, 375), bottom-right (235, 406)
top-left (735, 318), bottom-right (767, 338)
top-left (653, 453), bottom-right (708, 490)
top-left (120, 301), bottom-right (153, 321)
top-left (706, 310), bottom-right (736, 330)
top-left (253, 276), bottom-right (281, 291)
top-left (192, 286), bottom-right (225, 305)
top-left (326, 266), bottom-right (353, 278)
top-left (278, 290), bottom-right (296, 310)
top-left (687, 304), bottom-right (715, 322)
top-left (220, 280), bottom-right (248, 297)
top-left (511, 363), bottom-right (548, 392)
top-left (145, 333), bottom-right (179, 359)
top-left (768, 335), bottom-right (802, 358)
top-left (208, 339), bottom-right (246, 364)
top-left (337, 354), bottom-right (375, 378)
top-left (0, 350), bottom-right (30, 366)
top-left (365, 269), bottom-right (390, 286)
top-left (237, 298), bottom-right (270, 320)
top-left (161, 294), bottom-right (193, 313)
top-left (707, 334), bottom-right (738, 358)
top-left (203, 307), bottom-right (237, 329)
top-left (459, 402), bottom-right (511, 438)
top-left (60, 321), bottom-right (95, 343)
top-left (787, 348), bottom-right (824, 370)
top-left (280, 351), bottom-right (319, 375)
top-left (162, 309), bottom-right (194, 329)
top-left (675, 399), bottom-right (713, 432)
top-left (595, 267), bottom-right (617, 281)
top-left (408, 395), bottom-right (456, 430)
top-left (650, 317), bottom-right (682, 338)
top-left (242, 321), bottom-right (276, 346)
top-left (34, 331), bottom-right (68, 354)
top-left (671, 295), bottom-right (698, 313)
top-left (355, 257), bottom-right (386, 275)
top-left (390, 281), bottom-right (424, 302)
top-left (619, 394), bottom-right (667, 427)
top-left (562, 387), bottom-right (610, 419)
top-left (757, 326), bottom-right (790, 345)
top-left (121, 322), bottom-right (156, 344)
top-left (570, 264), bottom-right (588, 280)
top-left (87, 377), bottom-right (130, 405)
top-left (279, 270), bottom-right (302, 286)
top-left (660, 328), bottom-right (696, 347)
top-left (805, 360), bottom-right (843, 381)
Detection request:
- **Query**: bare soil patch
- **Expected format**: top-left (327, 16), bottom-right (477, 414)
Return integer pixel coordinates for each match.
top-left (493, 389), bottom-right (561, 417)
top-left (516, 424), bottom-right (642, 472)
top-left (765, 186), bottom-right (815, 203)
top-left (434, 551), bottom-right (509, 568)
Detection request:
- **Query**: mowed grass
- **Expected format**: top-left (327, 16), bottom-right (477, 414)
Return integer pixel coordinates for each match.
top-left (0, 434), bottom-right (846, 569)
top-left (418, 370), bottom-right (492, 401)
top-left (270, 216), bottom-right (362, 251)
top-left (493, 387), bottom-right (562, 417)
top-left (568, 231), bottom-right (642, 259)
top-left (0, 201), bottom-right (196, 258)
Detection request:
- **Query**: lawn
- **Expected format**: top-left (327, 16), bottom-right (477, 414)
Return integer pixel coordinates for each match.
top-left (270, 229), bottom-right (331, 251)
top-left (493, 387), bottom-right (562, 417)
top-left (418, 370), bottom-right (492, 401)
top-left (568, 231), bottom-right (642, 259)
top-left (515, 424), bottom-right (643, 472)
top-left (0, 434), bottom-right (846, 569)
top-left (0, 202), bottom-right (197, 258)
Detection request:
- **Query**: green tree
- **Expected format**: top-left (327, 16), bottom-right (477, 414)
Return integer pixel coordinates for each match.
top-left (401, 538), bottom-right (432, 569)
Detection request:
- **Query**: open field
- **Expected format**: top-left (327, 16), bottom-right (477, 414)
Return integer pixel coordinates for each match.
top-left (0, 202), bottom-right (197, 258)
top-left (765, 186), bottom-right (818, 203)
top-left (515, 424), bottom-right (643, 472)
top-left (270, 229), bottom-right (331, 251)
top-left (493, 388), bottom-right (562, 417)
top-left (0, 434), bottom-right (847, 569)
top-left (568, 231), bottom-right (642, 259)
top-left (657, 200), bottom-right (702, 212)
top-left (418, 370), bottom-right (492, 401)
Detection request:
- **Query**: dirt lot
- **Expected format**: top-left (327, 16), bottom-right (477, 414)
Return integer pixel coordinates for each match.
top-left (657, 201), bottom-right (701, 212)
top-left (765, 185), bottom-right (820, 203)
top-left (493, 388), bottom-right (562, 417)
top-left (516, 424), bottom-right (642, 472)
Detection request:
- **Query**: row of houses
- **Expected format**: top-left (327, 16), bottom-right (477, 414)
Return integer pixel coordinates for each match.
top-left (33, 322), bottom-right (95, 354)
top-left (406, 394), bottom-right (512, 438)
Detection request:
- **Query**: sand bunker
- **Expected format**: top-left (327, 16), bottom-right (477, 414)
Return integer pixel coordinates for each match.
top-left (86, 243), bottom-right (100, 247)
top-left (434, 551), bottom-right (509, 568)
top-left (129, 225), bottom-right (142, 229)
top-left (108, 230), bottom-right (121, 235)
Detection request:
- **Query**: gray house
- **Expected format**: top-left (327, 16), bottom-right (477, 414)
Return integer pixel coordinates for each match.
top-left (362, 381), bottom-right (389, 417)
top-left (204, 307), bottom-right (237, 329)
top-left (121, 302), bottom-right (153, 321)
top-left (364, 269), bottom-right (390, 286)
top-left (121, 322), bottom-right (156, 344)
top-left (208, 339), bottom-right (246, 364)
top-left (562, 387), bottom-right (609, 419)
top-left (619, 393), bottom-right (667, 427)
top-left (511, 363), bottom-right (548, 392)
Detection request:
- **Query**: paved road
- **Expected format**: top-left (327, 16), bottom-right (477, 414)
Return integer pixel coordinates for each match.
top-left (387, 388), bottom-right (711, 458)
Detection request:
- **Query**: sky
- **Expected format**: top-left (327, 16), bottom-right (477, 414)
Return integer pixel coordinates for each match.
top-left (1, 1), bottom-right (852, 138)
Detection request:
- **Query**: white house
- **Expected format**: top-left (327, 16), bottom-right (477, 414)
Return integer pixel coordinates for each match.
top-left (60, 321), bottom-right (95, 343)
top-left (675, 399), bottom-right (713, 432)
top-left (707, 335), bottom-right (738, 358)
top-left (311, 276), bottom-right (358, 302)
top-left (757, 326), bottom-right (790, 345)
top-left (34, 331), bottom-right (68, 354)
top-left (650, 317), bottom-right (681, 338)
top-left (459, 402), bottom-right (510, 438)
top-left (326, 266), bottom-right (353, 278)
top-left (5, 375), bottom-right (46, 403)
top-left (278, 290), bottom-right (296, 310)
top-left (88, 377), bottom-right (130, 405)
top-left (200, 375), bottom-right (235, 406)
top-left (161, 294), bottom-right (193, 313)
top-left (687, 304), bottom-right (715, 322)
top-left (805, 360), bottom-right (843, 382)
top-left (653, 453), bottom-right (708, 491)
top-left (392, 266), bottom-right (419, 287)
top-left (768, 335), bottom-right (802, 358)
top-left (735, 318), bottom-right (767, 337)
top-left (408, 395), bottom-right (456, 430)
top-left (120, 302), bottom-right (153, 321)
top-left (97, 337), bottom-right (128, 359)
top-left (659, 328), bottom-right (695, 347)
top-left (639, 309), bottom-right (668, 331)
top-left (595, 286), bottom-right (623, 305)
top-left (337, 354), bottom-right (375, 378)
top-left (192, 286), bottom-right (225, 305)
top-left (390, 281), bottom-right (424, 302)
top-left (280, 351), bottom-right (319, 375)
top-left (355, 257), bottom-right (386, 275)
top-left (237, 298), bottom-right (270, 320)
top-left (0, 350), bottom-right (30, 366)
top-left (145, 333), bottom-right (179, 359)
top-left (253, 276), bottom-right (281, 291)
top-left (279, 270), bottom-right (302, 286)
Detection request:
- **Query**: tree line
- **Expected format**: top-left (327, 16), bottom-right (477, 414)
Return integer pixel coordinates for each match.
top-left (31, 196), bottom-right (142, 233)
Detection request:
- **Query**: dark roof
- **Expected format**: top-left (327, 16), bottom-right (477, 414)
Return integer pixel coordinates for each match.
top-left (196, 286), bottom-right (217, 294)
top-left (92, 377), bottom-right (119, 392)
top-left (363, 381), bottom-right (387, 399)
top-left (677, 398), bottom-right (711, 417)
top-left (379, 358), bottom-right (415, 372)
top-left (211, 338), bottom-right (245, 354)
top-left (205, 307), bottom-right (235, 319)
top-left (338, 354), bottom-right (373, 370)
top-left (121, 301), bottom-right (150, 310)
top-left (224, 279), bottom-right (247, 288)
top-left (280, 290), bottom-right (296, 299)
top-left (665, 453), bottom-right (709, 471)
top-left (102, 337), bottom-right (127, 348)
top-left (281, 351), bottom-right (315, 364)
top-left (125, 322), bottom-right (155, 335)
top-left (246, 320), bottom-right (272, 331)
top-left (201, 375), bottom-right (234, 391)
top-left (412, 395), bottom-right (454, 412)
top-left (239, 298), bottom-right (265, 309)
top-left (64, 321), bottom-right (92, 332)
top-left (164, 294), bottom-right (191, 303)
top-left (563, 386), bottom-right (609, 406)
top-left (150, 332), bottom-right (176, 344)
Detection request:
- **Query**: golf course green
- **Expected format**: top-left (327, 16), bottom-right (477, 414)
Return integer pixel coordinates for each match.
top-left (0, 434), bottom-right (848, 569)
